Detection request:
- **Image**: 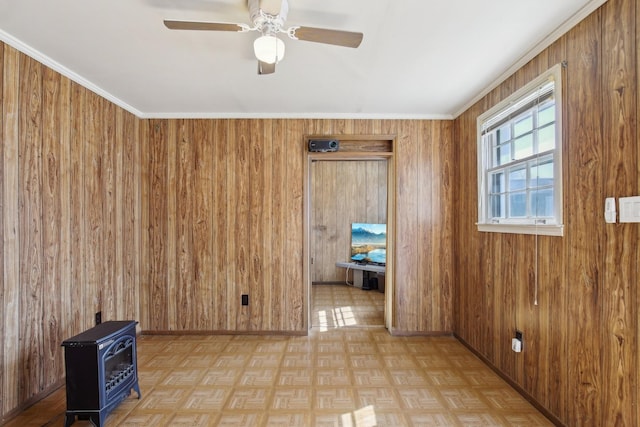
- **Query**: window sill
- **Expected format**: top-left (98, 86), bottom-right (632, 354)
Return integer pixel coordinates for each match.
top-left (477, 223), bottom-right (564, 236)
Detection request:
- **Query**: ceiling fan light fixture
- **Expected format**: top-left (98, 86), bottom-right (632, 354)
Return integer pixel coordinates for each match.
top-left (253, 35), bottom-right (285, 64)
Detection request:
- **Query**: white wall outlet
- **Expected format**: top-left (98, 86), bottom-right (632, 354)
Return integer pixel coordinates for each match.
top-left (511, 338), bottom-right (522, 353)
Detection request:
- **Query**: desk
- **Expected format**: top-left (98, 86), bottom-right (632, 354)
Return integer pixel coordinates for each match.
top-left (335, 262), bottom-right (385, 291)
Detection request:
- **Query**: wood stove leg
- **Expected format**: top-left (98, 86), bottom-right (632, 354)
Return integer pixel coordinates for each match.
top-left (133, 381), bottom-right (142, 399)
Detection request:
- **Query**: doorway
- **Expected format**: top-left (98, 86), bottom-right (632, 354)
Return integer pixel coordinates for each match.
top-left (302, 135), bottom-right (395, 332)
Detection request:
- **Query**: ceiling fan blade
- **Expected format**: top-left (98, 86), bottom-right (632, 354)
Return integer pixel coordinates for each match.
top-left (164, 20), bottom-right (244, 32)
top-left (258, 61), bottom-right (276, 75)
top-left (292, 26), bottom-right (363, 48)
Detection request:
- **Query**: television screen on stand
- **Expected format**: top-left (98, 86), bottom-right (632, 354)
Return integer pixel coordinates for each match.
top-left (350, 223), bottom-right (386, 266)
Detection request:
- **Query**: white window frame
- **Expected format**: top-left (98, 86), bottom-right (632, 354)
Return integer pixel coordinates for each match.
top-left (477, 64), bottom-right (564, 236)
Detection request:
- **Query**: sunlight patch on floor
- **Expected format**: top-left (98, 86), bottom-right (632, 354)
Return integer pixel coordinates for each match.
top-left (342, 405), bottom-right (378, 426)
top-left (317, 306), bottom-right (358, 331)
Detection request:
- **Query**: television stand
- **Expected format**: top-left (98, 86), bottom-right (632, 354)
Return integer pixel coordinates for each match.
top-left (335, 262), bottom-right (385, 292)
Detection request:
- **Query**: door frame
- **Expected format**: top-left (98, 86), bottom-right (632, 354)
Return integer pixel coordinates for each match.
top-left (302, 135), bottom-right (396, 333)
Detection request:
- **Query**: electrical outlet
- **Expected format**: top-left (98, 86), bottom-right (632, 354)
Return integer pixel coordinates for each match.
top-left (95, 311), bottom-right (102, 325)
top-left (241, 294), bottom-right (249, 306)
top-left (512, 338), bottom-right (522, 352)
top-left (512, 330), bottom-right (523, 353)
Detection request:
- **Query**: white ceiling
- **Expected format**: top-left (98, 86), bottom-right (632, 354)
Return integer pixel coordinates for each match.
top-left (0, 0), bottom-right (605, 119)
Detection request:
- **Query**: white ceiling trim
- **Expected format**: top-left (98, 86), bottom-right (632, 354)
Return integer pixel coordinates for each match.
top-left (452, 0), bottom-right (609, 118)
top-left (0, 28), bottom-right (145, 118)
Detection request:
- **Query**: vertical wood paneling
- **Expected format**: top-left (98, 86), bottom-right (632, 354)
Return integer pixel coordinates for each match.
top-left (102, 99), bottom-right (116, 323)
top-left (69, 84), bottom-right (85, 335)
top-left (223, 120), bottom-right (237, 330)
top-left (166, 120), bottom-right (177, 330)
top-left (636, 3), bottom-right (640, 425)
top-left (249, 120), bottom-right (266, 330)
top-left (229, 120), bottom-right (251, 330)
top-left (114, 108), bottom-right (125, 321)
top-left (284, 118), bottom-right (305, 330)
top-left (212, 120), bottom-right (228, 330)
top-left (259, 120), bottom-right (273, 329)
top-left (176, 119), bottom-right (193, 330)
top-left (0, 42), bottom-right (5, 416)
top-left (19, 54), bottom-right (44, 400)
top-left (192, 120), bottom-right (214, 329)
top-left (58, 75), bottom-right (72, 336)
top-left (323, 161), bottom-right (338, 280)
top-left (565, 12), bottom-right (604, 425)
top-left (118, 110), bottom-right (138, 321)
top-left (2, 44), bottom-right (20, 416)
top-left (270, 119), bottom-right (285, 329)
top-left (452, 108), bottom-right (476, 348)
top-left (601, 0), bottom-right (637, 424)
top-left (83, 91), bottom-right (102, 326)
top-left (148, 120), bottom-right (168, 330)
top-left (41, 67), bottom-right (62, 388)
top-left (418, 122), bottom-right (433, 330)
top-left (310, 161), bottom-right (324, 280)
top-left (395, 120), bottom-right (420, 331)
top-left (138, 118), bottom-right (150, 329)
top-left (426, 121), bottom-right (453, 331)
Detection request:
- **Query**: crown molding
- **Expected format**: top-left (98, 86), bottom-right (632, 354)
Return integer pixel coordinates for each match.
top-left (0, 29), bottom-right (145, 118)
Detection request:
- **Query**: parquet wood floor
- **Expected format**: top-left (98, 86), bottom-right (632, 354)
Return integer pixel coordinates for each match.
top-left (5, 286), bottom-right (552, 426)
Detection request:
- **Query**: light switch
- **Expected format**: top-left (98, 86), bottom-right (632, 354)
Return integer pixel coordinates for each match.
top-left (604, 197), bottom-right (616, 223)
top-left (619, 196), bottom-right (640, 223)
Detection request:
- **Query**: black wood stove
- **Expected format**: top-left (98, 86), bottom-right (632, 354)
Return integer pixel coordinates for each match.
top-left (62, 320), bottom-right (141, 427)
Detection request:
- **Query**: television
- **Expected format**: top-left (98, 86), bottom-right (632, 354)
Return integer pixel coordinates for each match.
top-left (350, 223), bottom-right (386, 265)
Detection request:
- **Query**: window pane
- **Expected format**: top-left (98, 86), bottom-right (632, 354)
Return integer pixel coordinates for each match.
top-left (530, 188), bottom-right (554, 216)
top-left (493, 144), bottom-right (511, 166)
top-left (490, 194), bottom-right (505, 218)
top-left (490, 172), bottom-right (505, 193)
top-left (538, 103), bottom-right (555, 126)
top-left (514, 113), bottom-right (533, 137)
top-left (497, 125), bottom-right (511, 144)
top-left (513, 134), bottom-right (533, 159)
top-left (477, 66), bottom-right (562, 230)
top-left (509, 192), bottom-right (527, 217)
top-left (538, 124), bottom-right (555, 152)
top-left (530, 159), bottom-right (554, 188)
top-left (509, 167), bottom-right (526, 191)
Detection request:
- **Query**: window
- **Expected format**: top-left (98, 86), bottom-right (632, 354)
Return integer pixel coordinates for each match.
top-left (477, 64), bottom-right (563, 236)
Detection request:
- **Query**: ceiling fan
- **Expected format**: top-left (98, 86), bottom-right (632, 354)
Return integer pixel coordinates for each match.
top-left (164, 0), bottom-right (363, 75)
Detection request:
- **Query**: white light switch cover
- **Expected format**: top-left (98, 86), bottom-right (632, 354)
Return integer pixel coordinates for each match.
top-left (619, 196), bottom-right (640, 223)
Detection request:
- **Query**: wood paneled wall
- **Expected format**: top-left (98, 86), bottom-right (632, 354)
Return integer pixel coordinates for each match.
top-left (140, 119), bottom-right (453, 334)
top-left (311, 160), bottom-right (387, 283)
top-left (0, 44), bottom-right (141, 422)
top-left (453, 0), bottom-right (638, 425)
